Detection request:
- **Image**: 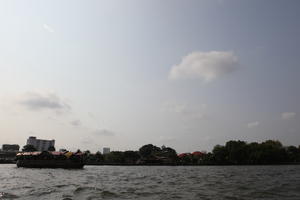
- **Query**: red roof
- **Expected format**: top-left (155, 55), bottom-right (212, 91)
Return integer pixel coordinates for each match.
top-left (17, 151), bottom-right (80, 156)
top-left (178, 153), bottom-right (190, 158)
top-left (192, 151), bottom-right (205, 156)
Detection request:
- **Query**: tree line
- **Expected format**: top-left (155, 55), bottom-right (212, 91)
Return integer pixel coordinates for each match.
top-left (21, 140), bottom-right (300, 165)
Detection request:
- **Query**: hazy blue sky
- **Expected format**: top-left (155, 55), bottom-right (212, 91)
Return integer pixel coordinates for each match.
top-left (0, 0), bottom-right (299, 153)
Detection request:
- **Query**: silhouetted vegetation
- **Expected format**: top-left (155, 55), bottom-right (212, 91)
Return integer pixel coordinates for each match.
top-left (12, 140), bottom-right (300, 165)
top-left (22, 145), bottom-right (37, 152)
top-left (83, 140), bottom-right (300, 165)
top-left (48, 146), bottom-right (56, 151)
top-left (185, 140), bottom-right (300, 165)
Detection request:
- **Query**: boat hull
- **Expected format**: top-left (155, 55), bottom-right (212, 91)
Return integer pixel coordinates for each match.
top-left (16, 160), bottom-right (84, 169)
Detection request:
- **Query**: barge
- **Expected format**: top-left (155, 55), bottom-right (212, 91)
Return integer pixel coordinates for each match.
top-left (16, 151), bottom-right (85, 169)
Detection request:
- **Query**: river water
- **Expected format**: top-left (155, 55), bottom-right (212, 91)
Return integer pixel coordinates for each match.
top-left (0, 164), bottom-right (300, 200)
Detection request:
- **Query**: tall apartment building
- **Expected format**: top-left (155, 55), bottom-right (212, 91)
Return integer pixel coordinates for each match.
top-left (26, 136), bottom-right (55, 151)
top-left (103, 147), bottom-right (110, 154)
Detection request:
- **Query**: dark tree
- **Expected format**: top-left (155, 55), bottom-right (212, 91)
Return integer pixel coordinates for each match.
top-left (286, 146), bottom-right (300, 162)
top-left (76, 149), bottom-right (82, 153)
top-left (48, 146), bottom-right (56, 151)
top-left (200, 152), bottom-right (214, 165)
top-left (139, 144), bottom-right (161, 158)
top-left (123, 151), bottom-right (140, 164)
top-left (22, 144), bottom-right (37, 152)
top-left (95, 151), bottom-right (104, 162)
top-left (84, 150), bottom-right (91, 155)
top-left (212, 145), bottom-right (229, 164)
top-left (225, 140), bottom-right (249, 164)
top-left (104, 151), bottom-right (125, 164)
top-left (160, 146), bottom-right (178, 163)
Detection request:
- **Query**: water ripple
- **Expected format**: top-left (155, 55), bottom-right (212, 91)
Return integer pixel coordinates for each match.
top-left (0, 165), bottom-right (300, 199)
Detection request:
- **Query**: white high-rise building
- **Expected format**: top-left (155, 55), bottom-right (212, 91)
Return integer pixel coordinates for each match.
top-left (26, 136), bottom-right (55, 151)
top-left (103, 147), bottom-right (110, 154)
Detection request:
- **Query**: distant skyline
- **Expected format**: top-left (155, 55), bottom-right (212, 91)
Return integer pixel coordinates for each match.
top-left (0, 0), bottom-right (299, 153)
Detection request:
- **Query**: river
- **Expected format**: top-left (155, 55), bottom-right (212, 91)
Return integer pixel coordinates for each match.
top-left (0, 164), bottom-right (300, 199)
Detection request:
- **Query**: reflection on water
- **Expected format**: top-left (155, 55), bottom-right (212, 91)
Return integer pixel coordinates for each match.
top-left (0, 165), bottom-right (300, 199)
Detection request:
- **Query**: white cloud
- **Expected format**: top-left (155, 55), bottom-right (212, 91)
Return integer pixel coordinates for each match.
top-left (163, 102), bottom-right (207, 119)
top-left (81, 138), bottom-right (94, 145)
top-left (247, 121), bottom-right (260, 128)
top-left (43, 24), bottom-right (55, 33)
top-left (70, 120), bottom-right (81, 127)
top-left (19, 92), bottom-right (70, 113)
top-left (165, 103), bottom-right (188, 114)
top-left (281, 112), bottom-right (296, 120)
top-left (169, 51), bottom-right (239, 82)
top-left (92, 129), bottom-right (115, 136)
top-left (158, 136), bottom-right (176, 143)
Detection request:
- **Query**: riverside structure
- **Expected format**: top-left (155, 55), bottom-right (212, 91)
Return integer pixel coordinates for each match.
top-left (26, 136), bottom-right (55, 152)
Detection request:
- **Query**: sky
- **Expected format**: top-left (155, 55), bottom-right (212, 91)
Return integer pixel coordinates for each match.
top-left (0, 0), bottom-right (299, 153)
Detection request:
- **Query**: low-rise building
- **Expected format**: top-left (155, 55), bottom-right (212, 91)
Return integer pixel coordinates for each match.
top-left (2, 144), bottom-right (20, 151)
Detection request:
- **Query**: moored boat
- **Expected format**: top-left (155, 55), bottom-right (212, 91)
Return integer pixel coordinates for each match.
top-left (16, 151), bottom-right (85, 169)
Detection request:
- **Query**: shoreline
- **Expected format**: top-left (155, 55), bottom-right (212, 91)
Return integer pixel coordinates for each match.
top-left (1, 162), bottom-right (300, 166)
top-left (86, 163), bottom-right (300, 166)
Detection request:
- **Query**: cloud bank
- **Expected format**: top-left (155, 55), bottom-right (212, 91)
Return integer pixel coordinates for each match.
top-left (169, 51), bottom-right (239, 82)
top-left (92, 129), bottom-right (115, 136)
top-left (281, 112), bottom-right (296, 120)
top-left (247, 121), bottom-right (260, 128)
top-left (163, 102), bottom-right (207, 119)
top-left (43, 24), bottom-right (55, 33)
top-left (70, 120), bottom-right (81, 127)
top-left (19, 92), bottom-right (70, 113)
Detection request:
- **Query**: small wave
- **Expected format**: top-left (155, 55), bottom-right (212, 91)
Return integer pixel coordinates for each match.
top-left (74, 186), bottom-right (101, 194)
top-left (62, 194), bottom-right (73, 200)
top-left (54, 184), bottom-right (69, 188)
top-left (133, 191), bottom-right (156, 197)
top-left (73, 187), bottom-right (120, 199)
top-left (101, 190), bottom-right (118, 198)
top-left (28, 188), bottom-right (56, 197)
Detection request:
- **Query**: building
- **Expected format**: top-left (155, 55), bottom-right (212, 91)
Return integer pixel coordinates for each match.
top-left (103, 147), bottom-right (110, 154)
top-left (2, 144), bottom-right (20, 151)
top-left (26, 136), bottom-right (55, 151)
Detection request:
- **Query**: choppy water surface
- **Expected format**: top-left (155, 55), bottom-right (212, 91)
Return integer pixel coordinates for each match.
top-left (0, 165), bottom-right (300, 200)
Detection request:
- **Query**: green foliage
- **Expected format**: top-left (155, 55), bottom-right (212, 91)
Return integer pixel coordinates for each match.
top-left (139, 144), bottom-right (161, 158)
top-left (76, 149), bottom-right (82, 153)
top-left (212, 145), bottom-right (229, 164)
top-left (207, 140), bottom-right (295, 165)
top-left (225, 140), bottom-right (248, 164)
top-left (160, 146), bottom-right (177, 159)
top-left (22, 145), bottom-right (37, 152)
top-left (83, 150), bottom-right (91, 156)
top-left (48, 146), bottom-right (56, 151)
top-left (286, 146), bottom-right (300, 162)
top-left (94, 151), bottom-right (104, 162)
top-left (123, 151), bottom-right (140, 164)
top-left (179, 154), bottom-right (192, 165)
top-left (104, 151), bottom-right (125, 164)
top-left (82, 140), bottom-right (300, 165)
